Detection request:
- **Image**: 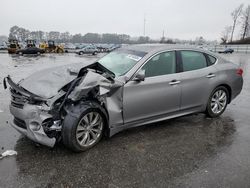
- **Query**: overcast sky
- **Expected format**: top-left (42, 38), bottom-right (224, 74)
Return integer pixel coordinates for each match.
top-left (0, 0), bottom-right (249, 40)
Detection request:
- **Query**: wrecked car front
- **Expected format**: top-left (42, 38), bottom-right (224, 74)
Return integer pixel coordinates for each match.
top-left (4, 62), bottom-right (124, 147)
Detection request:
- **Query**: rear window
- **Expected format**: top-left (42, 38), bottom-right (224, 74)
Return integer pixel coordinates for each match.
top-left (180, 51), bottom-right (207, 72)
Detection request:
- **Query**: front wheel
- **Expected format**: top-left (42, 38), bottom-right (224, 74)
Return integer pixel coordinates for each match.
top-left (206, 86), bottom-right (229, 118)
top-left (62, 102), bottom-right (106, 152)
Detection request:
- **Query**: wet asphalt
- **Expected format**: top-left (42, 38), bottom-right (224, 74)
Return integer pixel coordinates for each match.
top-left (0, 52), bottom-right (249, 188)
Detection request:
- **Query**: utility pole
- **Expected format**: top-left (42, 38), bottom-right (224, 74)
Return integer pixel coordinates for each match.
top-left (143, 14), bottom-right (146, 36)
top-left (160, 30), bottom-right (165, 43)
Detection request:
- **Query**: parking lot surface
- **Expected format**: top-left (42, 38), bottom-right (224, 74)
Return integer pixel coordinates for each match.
top-left (0, 53), bottom-right (249, 188)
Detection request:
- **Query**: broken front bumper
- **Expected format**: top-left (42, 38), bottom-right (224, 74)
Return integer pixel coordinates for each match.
top-left (5, 76), bottom-right (56, 147)
top-left (10, 104), bottom-right (56, 147)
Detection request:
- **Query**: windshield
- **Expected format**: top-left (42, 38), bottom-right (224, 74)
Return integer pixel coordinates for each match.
top-left (98, 49), bottom-right (147, 77)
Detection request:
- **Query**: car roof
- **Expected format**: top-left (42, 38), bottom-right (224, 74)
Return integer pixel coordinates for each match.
top-left (120, 44), bottom-right (220, 59)
top-left (121, 44), bottom-right (208, 53)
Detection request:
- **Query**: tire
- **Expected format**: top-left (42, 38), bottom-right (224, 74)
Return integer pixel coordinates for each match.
top-left (37, 52), bottom-right (41, 55)
top-left (62, 101), bottom-right (107, 152)
top-left (206, 86), bottom-right (229, 118)
top-left (79, 51), bottom-right (83, 55)
top-left (57, 49), bottom-right (63, 53)
top-left (92, 51), bottom-right (97, 55)
top-left (18, 52), bottom-right (23, 55)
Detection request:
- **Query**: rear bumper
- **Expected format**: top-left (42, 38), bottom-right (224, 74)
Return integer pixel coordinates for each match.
top-left (231, 76), bottom-right (243, 101)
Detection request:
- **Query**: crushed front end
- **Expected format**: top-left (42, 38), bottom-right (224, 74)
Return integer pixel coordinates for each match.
top-left (4, 62), bottom-right (124, 148)
top-left (5, 76), bottom-right (62, 147)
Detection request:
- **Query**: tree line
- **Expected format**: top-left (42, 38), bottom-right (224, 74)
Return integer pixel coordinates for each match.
top-left (8, 26), bottom-right (217, 45)
top-left (221, 4), bottom-right (250, 44)
top-left (8, 25), bottom-right (151, 44)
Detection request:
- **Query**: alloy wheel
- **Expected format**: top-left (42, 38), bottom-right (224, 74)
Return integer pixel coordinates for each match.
top-left (76, 112), bottom-right (103, 147)
top-left (210, 89), bottom-right (227, 114)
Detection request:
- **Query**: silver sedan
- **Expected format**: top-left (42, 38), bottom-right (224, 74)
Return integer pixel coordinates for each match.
top-left (5, 45), bottom-right (243, 152)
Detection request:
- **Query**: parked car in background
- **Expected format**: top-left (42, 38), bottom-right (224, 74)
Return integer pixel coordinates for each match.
top-left (218, 48), bottom-right (234, 54)
top-left (75, 43), bottom-right (89, 49)
top-left (16, 47), bottom-right (45, 55)
top-left (64, 43), bottom-right (76, 53)
top-left (0, 43), bottom-right (8, 50)
top-left (5, 44), bottom-right (243, 152)
top-left (96, 44), bottom-right (121, 52)
top-left (75, 45), bottom-right (98, 55)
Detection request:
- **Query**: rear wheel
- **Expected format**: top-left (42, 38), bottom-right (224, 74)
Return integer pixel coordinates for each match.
top-left (62, 102), bottom-right (106, 152)
top-left (79, 51), bottom-right (83, 55)
top-left (206, 86), bottom-right (229, 118)
top-left (18, 51), bottom-right (23, 55)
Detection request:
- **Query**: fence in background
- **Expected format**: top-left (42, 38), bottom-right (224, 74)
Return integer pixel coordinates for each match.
top-left (212, 44), bottom-right (250, 53)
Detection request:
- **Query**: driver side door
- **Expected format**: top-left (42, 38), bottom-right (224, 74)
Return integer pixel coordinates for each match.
top-left (123, 51), bottom-right (181, 124)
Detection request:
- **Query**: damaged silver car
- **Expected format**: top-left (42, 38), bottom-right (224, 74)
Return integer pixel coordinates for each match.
top-left (4, 45), bottom-right (243, 152)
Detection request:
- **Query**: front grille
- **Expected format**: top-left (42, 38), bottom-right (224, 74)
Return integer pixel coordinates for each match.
top-left (14, 117), bottom-right (26, 129)
top-left (10, 88), bottom-right (28, 109)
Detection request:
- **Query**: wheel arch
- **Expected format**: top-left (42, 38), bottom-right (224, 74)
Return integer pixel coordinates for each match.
top-left (88, 99), bottom-right (110, 135)
top-left (65, 100), bottom-right (110, 136)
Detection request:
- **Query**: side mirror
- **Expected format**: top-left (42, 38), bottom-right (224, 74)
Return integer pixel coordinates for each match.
top-left (133, 69), bottom-right (145, 82)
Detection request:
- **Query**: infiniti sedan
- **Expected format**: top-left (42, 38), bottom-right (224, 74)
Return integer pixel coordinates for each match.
top-left (4, 45), bottom-right (243, 152)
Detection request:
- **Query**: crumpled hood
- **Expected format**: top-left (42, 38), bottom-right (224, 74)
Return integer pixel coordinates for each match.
top-left (19, 62), bottom-right (93, 99)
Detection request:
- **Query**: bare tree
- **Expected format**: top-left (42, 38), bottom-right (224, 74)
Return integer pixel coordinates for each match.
top-left (221, 26), bottom-right (232, 44)
top-left (241, 5), bottom-right (250, 39)
top-left (230, 4), bottom-right (244, 42)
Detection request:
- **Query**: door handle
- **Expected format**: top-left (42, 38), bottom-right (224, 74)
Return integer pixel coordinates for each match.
top-left (169, 80), bottom-right (181, 85)
top-left (206, 73), bottom-right (216, 78)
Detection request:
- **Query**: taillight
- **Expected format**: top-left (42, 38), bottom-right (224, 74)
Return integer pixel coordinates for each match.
top-left (236, 68), bottom-right (243, 76)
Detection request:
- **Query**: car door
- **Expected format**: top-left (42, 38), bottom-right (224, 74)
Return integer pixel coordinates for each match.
top-left (123, 51), bottom-right (181, 123)
top-left (27, 47), bottom-right (33, 54)
top-left (83, 47), bottom-right (87, 53)
top-left (90, 47), bottom-right (95, 53)
top-left (177, 50), bottom-right (217, 110)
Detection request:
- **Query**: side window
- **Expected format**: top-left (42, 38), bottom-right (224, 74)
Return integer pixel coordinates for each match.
top-left (142, 51), bottom-right (176, 77)
top-left (180, 51), bottom-right (207, 72)
top-left (207, 54), bottom-right (217, 65)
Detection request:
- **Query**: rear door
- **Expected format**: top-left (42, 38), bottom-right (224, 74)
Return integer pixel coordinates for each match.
top-left (123, 51), bottom-right (181, 123)
top-left (177, 50), bottom-right (217, 110)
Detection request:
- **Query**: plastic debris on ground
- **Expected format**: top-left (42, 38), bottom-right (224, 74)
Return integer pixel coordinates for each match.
top-left (0, 150), bottom-right (17, 159)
